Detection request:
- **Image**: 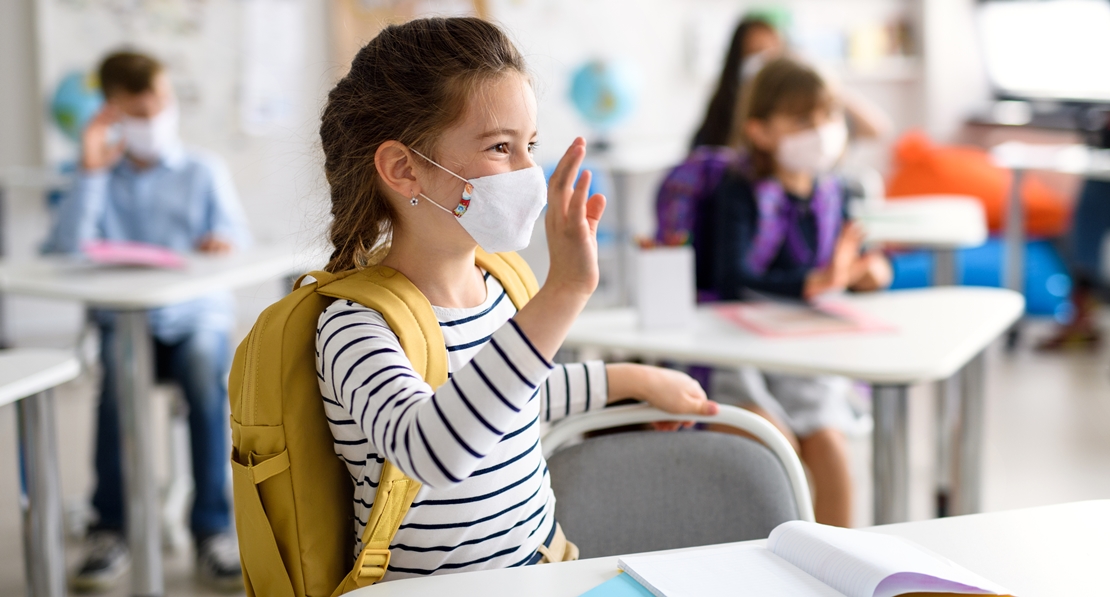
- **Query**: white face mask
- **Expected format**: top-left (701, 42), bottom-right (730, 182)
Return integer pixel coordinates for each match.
top-left (411, 149), bottom-right (547, 254)
top-left (739, 50), bottom-right (773, 82)
top-left (119, 104), bottom-right (181, 162)
top-left (775, 120), bottom-right (848, 175)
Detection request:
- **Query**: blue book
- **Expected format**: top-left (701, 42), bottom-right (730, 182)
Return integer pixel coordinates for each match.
top-left (579, 572), bottom-right (655, 597)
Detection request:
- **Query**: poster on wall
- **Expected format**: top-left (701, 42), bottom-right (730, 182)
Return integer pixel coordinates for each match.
top-left (240, 0), bottom-right (305, 135)
top-left (328, 0), bottom-right (489, 77)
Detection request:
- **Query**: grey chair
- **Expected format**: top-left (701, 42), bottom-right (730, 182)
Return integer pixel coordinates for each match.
top-left (542, 404), bottom-right (813, 558)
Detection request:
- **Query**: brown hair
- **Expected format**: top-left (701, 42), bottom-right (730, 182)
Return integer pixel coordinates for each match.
top-left (98, 51), bottom-right (164, 98)
top-left (320, 17), bottom-right (527, 272)
top-left (731, 57), bottom-right (833, 178)
top-left (690, 16), bottom-right (777, 149)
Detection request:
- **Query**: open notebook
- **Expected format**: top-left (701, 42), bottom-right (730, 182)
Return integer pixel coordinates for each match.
top-left (614, 521), bottom-right (1013, 597)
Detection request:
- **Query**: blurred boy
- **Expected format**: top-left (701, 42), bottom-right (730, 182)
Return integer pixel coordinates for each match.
top-left (44, 51), bottom-right (249, 592)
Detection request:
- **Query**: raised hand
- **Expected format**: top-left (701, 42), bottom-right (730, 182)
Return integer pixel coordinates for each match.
top-left (511, 138), bottom-right (607, 359)
top-left (543, 137), bottom-right (607, 298)
top-left (80, 106), bottom-right (125, 172)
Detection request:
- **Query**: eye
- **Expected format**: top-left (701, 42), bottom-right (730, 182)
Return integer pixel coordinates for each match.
top-left (528, 141), bottom-right (539, 153)
top-left (489, 142), bottom-right (510, 154)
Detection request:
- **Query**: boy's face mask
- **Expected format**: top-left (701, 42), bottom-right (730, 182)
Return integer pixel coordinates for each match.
top-left (775, 120), bottom-right (848, 175)
top-left (119, 103), bottom-right (181, 163)
top-left (410, 148), bottom-right (547, 254)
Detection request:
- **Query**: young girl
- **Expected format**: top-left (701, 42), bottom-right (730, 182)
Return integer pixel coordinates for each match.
top-left (692, 57), bottom-right (892, 527)
top-left (315, 17), bottom-right (717, 581)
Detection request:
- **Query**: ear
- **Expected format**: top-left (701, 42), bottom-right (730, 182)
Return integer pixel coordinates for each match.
top-left (744, 119), bottom-right (775, 152)
top-left (375, 140), bottom-right (419, 201)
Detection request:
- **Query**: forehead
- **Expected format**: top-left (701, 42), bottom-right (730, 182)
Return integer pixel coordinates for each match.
top-left (455, 71), bottom-right (536, 135)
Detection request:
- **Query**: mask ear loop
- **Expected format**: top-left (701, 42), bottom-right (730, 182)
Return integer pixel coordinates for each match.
top-left (409, 148), bottom-right (474, 217)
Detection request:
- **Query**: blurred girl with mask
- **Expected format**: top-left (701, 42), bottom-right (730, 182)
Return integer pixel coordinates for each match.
top-left (45, 51), bottom-right (249, 592)
top-left (693, 58), bottom-right (893, 527)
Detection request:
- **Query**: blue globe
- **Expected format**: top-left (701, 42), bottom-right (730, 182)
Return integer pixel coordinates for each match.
top-left (569, 60), bottom-right (637, 131)
top-left (51, 71), bottom-right (103, 142)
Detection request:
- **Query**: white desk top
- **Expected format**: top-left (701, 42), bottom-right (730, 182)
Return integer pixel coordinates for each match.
top-left (854, 196), bottom-right (988, 249)
top-left (991, 141), bottom-right (1110, 180)
top-left (353, 500), bottom-right (1110, 597)
top-left (0, 349), bottom-right (79, 407)
top-left (564, 287), bottom-right (1024, 385)
top-left (0, 245), bottom-right (302, 309)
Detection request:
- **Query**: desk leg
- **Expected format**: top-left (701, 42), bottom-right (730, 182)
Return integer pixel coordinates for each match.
top-left (872, 384), bottom-right (909, 524)
top-left (934, 374), bottom-right (960, 518)
top-left (115, 311), bottom-right (162, 597)
top-left (17, 390), bottom-right (66, 597)
top-left (950, 352), bottom-right (986, 516)
top-left (933, 248), bottom-right (957, 287)
top-left (1004, 168), bottom-right (1025, 349)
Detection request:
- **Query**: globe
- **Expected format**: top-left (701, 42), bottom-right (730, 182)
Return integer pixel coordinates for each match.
top-left (51, 71), bottom-right (103, 142)
top-left (569, 60), bottom-right (637, 132)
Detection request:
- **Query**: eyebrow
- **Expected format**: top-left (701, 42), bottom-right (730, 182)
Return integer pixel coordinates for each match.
top-left (476, 128), bottom-right (538, 140)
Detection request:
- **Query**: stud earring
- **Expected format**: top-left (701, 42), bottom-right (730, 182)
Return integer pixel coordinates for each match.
top-left (410, 194), bottom-right (419, 207)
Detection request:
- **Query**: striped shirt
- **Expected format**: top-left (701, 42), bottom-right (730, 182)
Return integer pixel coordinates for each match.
top-left (317, 271), bottom-right (607, 580)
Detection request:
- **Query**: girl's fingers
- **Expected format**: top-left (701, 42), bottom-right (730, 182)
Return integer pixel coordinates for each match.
top-left (585, 193), bottom-right (606, 232)
top-left (567, 168), bottom-right (592, 223)
top-left (549, 138), bottom-right (586, 211)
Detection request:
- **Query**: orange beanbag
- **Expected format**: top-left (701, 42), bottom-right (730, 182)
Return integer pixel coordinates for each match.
top-left (885, 130), bottom-right (1070, 237)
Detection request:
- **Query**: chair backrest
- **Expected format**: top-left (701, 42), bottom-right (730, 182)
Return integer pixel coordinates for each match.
top-left (543, 404), bottom-right (813, 558)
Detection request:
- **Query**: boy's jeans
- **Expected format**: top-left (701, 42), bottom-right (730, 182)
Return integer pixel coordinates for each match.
top-left (90, 321), bottom-right (232, 541)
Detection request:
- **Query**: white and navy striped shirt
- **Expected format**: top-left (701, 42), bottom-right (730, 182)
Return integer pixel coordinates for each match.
top-left (317, 271), bottom-right (607, 580)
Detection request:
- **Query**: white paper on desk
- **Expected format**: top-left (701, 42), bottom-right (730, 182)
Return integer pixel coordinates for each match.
top-left (619, 544), bottom-right (843, 597)
top-left (769, 521), bottom-right (1009, 597)
top-left (618, 521), bottom-right (1011, 597)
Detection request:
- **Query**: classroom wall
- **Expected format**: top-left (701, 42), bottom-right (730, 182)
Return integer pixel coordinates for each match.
top-left (0, 0), bottom-right (996, 340)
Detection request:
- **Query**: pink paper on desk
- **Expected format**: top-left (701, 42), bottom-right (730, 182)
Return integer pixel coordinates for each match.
top-left (715, 300), bottom-right (896, 337)
top-left (82, 240), bottom-right (188, 269)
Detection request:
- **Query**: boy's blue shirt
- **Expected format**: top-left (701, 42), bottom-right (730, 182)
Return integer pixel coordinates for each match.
top-left (45, 145), bottom-right (252, 342)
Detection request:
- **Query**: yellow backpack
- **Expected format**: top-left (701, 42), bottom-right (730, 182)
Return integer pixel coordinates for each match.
top-left (229, 249), bottom-right (539, 597)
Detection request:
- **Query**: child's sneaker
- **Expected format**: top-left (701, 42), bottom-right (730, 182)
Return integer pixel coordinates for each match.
top-left (196, 533), bottom-right (244, 592)
top-left (71, 531), bottom-right (130, 593)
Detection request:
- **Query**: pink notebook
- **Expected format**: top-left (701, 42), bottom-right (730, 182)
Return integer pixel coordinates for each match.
top-left (82, 240), bottom-right (188, 269)
top-left (715, 300), bottom-right (895, 338)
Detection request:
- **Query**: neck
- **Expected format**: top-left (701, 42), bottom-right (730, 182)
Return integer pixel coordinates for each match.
top-left (127, 155), bottom-right (156, 171)
top-left (381, 227), bottom-right (485, 309)
top-left (773, 167), bottom-right (814, 198)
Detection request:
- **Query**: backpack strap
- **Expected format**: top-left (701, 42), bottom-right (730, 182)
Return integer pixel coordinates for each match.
top-left (475, 248), bottom-right (539, 308)
top-left (317, 266), bottom-right (449, 388)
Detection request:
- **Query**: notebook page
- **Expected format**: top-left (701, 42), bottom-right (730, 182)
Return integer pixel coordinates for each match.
top-left (618, 543), bottom-right (845, 597)
top-left (768, 521), bottom-right (1010, 597)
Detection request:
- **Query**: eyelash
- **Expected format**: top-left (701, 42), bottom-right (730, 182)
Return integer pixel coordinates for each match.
top-left (490, 142), bottom-right (539, 154)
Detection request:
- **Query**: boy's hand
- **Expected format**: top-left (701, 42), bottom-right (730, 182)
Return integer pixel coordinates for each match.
top-left (543, 137), bottom-right (606, 299)
top-left (607, 364), bottom-right (718, 431)
top-left (81, 106), bottom-right (125, 172)
top-left (196, 235), bottom-right (233, 254)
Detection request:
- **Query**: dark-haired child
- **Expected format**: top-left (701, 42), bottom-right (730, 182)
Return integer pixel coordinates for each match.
top-left (45, 51), bottom-right (249, 591)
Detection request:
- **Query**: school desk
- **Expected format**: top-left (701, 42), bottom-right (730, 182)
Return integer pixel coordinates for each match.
top-left (0, 349), bottom-right (80, 597)
top-left (853, 195), bottom-right (991, 516)
top-left (349, 500), bottom-right (1110, 597)
top-left (990, 142), bottom-right (1110, 299)
top-left (0, 245), bottom-right (300, 597)
top-left (561, 287), bottom-right (1024, 525)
